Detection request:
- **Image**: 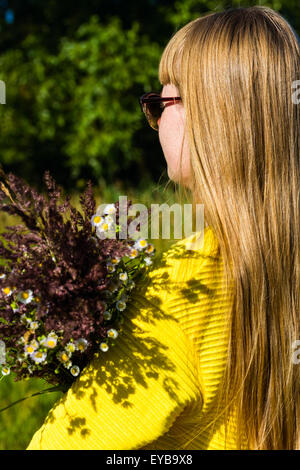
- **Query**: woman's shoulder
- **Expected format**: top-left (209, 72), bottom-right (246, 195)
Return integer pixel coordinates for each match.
top-left (133, 225), bottom-right (221, 310)
top-left (155, 225), bottom-right (219, 263)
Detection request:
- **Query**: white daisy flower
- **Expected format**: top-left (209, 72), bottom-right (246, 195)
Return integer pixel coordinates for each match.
top-left (65, 341), bottom-right (76, 354)
top-left (90, 214), bottom-right (105, 227)
top-left (106, 262), bottom-right (116, 273)
top-left (119, 272), bottom-right (128, 282)
top-left (144, 257), bottom-right (153, 266)
top-left (97, 217), bottom-right (114, 233)
top-left (97, 221), bottom-right (111, 233)
top-left (30, 350), bottom-right (47, 364)
top-left (29, 321), bottom-right (39, 330)
top-left (57, 350), bottom-right (71, 363)
top-left (70, 365), bottom-right (80, 377)
top-left (103, 310), bottom-right (112, 321)
top-left (145, 243), bottom-right (155, 255)
top-left (0, 273), bottom-right (6, 279)
top-left (1, 366), bottom-right (10, 376)
top-left (107, 328), bottom-right (118, 340)
top-left (18, 289), bottom-right (34, 304)
top-left (134, 239), bottom-right (148, 251)
top-left (100, 342), bottom-right (109, 352)
top-left (40, 335), bottom-right (58, 349)
top-left (2, 286), bottom-right (13, 297)
top-left (128, 248), bottom-right (138, 259)
top-left (103, 204), bottom-right (117, 215)
top-left (24, 346), bottom-right (36, 357)
top-left (110, 256), bottom-right (120, 265)
top-left (24, 340), bottom-right (39, 357)
top-left (116, 300), bottom-right (126, 311)
top-left (75, 338), bottom-right (88, 352)
top-left (63, 360), bottom-right (72, 369)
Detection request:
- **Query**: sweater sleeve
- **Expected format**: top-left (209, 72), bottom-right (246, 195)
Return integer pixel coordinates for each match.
top-left (26, 264), bottom-right (203, 450)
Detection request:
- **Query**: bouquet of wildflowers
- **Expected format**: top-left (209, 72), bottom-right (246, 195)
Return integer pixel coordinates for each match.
top-left (0, 167), bottom-right (155, 406)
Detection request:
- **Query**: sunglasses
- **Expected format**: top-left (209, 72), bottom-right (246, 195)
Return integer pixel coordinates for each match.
top-left (139, 92), bottom-right (182, 131)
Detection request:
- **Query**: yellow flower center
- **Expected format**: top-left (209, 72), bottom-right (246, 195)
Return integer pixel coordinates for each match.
top-left (94, 216), bottom-right (102, 224)
top-left (27, 346), bottom-right (35, 353)
top-left (22, 292), bottom-right (29, 299)
top-left (61, 353), bottom-right (69, 362)
top-left (47, 340), bottom-right (56, 348)
top-left (102, 223), bottom-right (109, 231)
top-left (35, 296), bottom-right (40, 303)
top-left (140, 240), bottom-right (147, 247)
top-left (3, 287), bottom-right (11, 295)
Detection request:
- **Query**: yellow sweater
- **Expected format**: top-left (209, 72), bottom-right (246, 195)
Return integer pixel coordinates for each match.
top-left (26, 226), bottom-right (247, 450)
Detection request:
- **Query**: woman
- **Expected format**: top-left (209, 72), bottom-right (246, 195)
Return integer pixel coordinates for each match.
top-left (27, 5), bottom-right (300, 450)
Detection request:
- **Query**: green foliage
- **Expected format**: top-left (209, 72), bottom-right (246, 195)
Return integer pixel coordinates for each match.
top-left (58, 16), bottom-right (162, 183)
top-left (167, 0), bottom-right (298, 29)
top-left (0, 1), bottom-right (299, 190)
top-left (0, 15), bottom-right (163, 190)
top-left (0, 373), bottom-right (63, 450)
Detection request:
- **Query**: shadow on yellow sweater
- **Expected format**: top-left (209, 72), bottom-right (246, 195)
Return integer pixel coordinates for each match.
top-left (26, 226), bottom-right (248, 450)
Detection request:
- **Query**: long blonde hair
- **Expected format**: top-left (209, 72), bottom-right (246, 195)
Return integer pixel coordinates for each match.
top-left (159, 6), bottom-right (300, 449)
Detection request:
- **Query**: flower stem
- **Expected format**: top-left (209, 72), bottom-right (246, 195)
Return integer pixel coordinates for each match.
top-left (0, 384), bottom-right (64, 413)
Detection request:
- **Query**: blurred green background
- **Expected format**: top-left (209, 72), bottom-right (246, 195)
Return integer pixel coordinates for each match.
top-left (0, 0), bottom-right (299, 450)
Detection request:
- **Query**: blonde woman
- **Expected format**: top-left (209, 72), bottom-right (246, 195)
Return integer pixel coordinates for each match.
top-left (27, 6), bottom-right (300, 450)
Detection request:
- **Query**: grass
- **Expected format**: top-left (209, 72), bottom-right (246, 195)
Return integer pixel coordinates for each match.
top-left (0, 179), bottom-right (191, 449)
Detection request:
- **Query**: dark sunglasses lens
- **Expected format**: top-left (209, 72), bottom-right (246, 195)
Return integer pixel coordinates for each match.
top-left (146, 102), bottom-right (162, 130)
top-left (141, 93), bottom-right (162, 130)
